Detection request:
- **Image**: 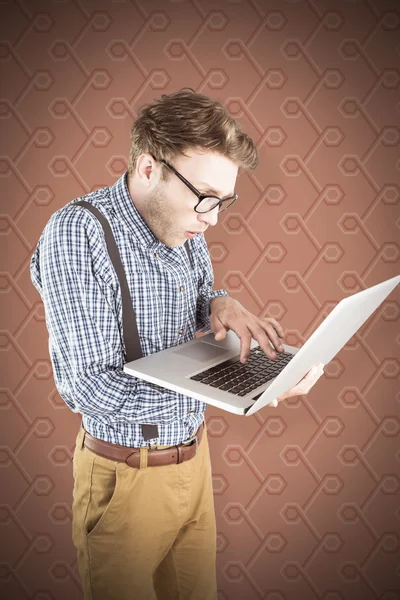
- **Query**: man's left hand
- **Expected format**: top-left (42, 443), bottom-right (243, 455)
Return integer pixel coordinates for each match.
top-left (210, 296), bottom-right (285, 363)
top-left (270, 363), bottom-right (325, 407)
top-left (209, 296), bottom-right (325, 406)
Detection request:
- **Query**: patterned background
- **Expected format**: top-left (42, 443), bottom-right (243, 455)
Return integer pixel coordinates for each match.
top-left (1, 0), bottom-right (400, 598)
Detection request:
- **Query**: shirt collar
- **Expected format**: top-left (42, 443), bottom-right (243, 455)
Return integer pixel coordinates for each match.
top-left (110, 172), bottom-right (160, 249)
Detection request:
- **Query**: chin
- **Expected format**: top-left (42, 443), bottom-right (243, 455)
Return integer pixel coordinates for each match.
top-left (158, 230), bottom-right (187, 247)
top-left (161, 238), bottom-right (183, 248)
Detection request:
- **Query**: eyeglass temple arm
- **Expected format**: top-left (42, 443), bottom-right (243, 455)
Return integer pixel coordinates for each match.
top-left (160, 160), bottom-right (202, 198)
top-left (160, 159), bottom-right (237, 206)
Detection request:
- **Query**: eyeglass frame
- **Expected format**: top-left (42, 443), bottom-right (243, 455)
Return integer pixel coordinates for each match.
top-left (159, 159), bottom-right (238, 214)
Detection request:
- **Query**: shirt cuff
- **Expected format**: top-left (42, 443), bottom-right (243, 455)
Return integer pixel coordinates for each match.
top-left (196, 288), bottom-right (228, 333)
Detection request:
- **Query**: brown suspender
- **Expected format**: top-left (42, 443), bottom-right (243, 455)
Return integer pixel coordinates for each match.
top-left (73, 200), bottom-right (193, 441)
top-left (75, 201), bottom-right (143, 361)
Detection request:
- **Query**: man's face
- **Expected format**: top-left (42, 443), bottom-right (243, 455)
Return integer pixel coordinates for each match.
top-left (138, 149), bottom-right (238, 247)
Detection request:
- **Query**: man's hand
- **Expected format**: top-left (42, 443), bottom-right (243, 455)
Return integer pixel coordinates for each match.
top-left (270, 363), bottom-right (325, 407)
top-left (209, 296), bottom-right (325, 407)
top-left (210, 296), bottom-right (284, 363)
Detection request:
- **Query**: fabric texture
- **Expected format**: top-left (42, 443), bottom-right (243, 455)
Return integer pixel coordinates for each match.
top-left (29, 172), bottom-right (228, 447)
top-left (72, 421), bottom-right (217, 600)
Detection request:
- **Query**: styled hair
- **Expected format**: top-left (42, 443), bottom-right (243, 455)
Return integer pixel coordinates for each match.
top-left (128, 88), bottom-right (258, 176)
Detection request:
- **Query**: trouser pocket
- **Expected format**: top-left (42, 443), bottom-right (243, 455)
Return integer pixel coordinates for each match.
top-left (72, 431), bottom-right (123, 544)
top-left (85, 454), bottom-right (122, 538)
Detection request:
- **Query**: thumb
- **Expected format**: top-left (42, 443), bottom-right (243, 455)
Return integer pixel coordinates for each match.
top-left (213, 320), bottom-right (228, 340)
top-left (214, 328), bottom-right (227, 341)
top-left (210, 313), bottom-right (228, 340)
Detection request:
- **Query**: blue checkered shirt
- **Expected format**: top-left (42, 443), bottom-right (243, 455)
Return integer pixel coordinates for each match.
top-left (30, 173), bottom-right (228, 447)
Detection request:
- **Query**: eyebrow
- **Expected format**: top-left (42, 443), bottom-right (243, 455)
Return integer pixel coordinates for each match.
top-left (196, 182), bottom-right (235, 200)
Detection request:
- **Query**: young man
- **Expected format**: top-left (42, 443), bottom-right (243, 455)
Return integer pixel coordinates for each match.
top-left (30, 89), bottom-right (323, 600)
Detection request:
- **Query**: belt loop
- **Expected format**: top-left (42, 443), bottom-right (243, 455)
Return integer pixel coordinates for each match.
top-left (177, 446), bottom-right (183, 464)
top-left (139, 447), bottom-right (148, 470)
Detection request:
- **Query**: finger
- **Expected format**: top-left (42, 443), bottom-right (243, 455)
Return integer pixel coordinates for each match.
top-left (211, 310), bottom-right (253, 363)
top-left (214, 329), bottom-right (227, 341)
top-left (311, 364), bottom-right (324, 378)
top-left (263, 317), bottom-right (285, 339)
top-left (291, 366), bottom-right (323, 394)
top-left (247, 323), bottom-right (283, 359)
top-left (298, 365), bottom-right (321, 382)
top-left (258, 322), bottom-right (285, 354)
top-left (264, 323), bottom-right (285, 353)
top-left (222, 323), bottom-right (252, 363)
top-left (271, 398), bottom-right (278, 407)
top-left (238, 329), bottom-right (252, 363)
top-left (210, 313), bottom-right (228, 341)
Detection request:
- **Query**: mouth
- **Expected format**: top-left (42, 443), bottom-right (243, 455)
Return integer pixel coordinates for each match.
top-left (186, 228), bottom-right (207, 234)
top-left (184, 230), bottom-right (203, 239)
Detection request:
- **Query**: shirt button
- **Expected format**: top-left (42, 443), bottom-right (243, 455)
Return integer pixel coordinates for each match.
top-left (154, 252), bottom-right (159, 258)
top-left (179, 286), bottom-right (184, 292)
top-left (178, 329), bottom-right (183, 334)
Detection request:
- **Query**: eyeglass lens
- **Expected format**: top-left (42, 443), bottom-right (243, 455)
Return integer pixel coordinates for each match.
top-left (196, 197), bottom-right (235, 213)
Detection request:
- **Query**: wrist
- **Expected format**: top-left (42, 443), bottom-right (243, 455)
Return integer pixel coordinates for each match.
top-left (209, 295), bottom-right (229, 313)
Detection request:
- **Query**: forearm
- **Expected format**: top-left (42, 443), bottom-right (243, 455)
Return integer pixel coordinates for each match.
top-left (59, 364), bottom-right (176, 424)
top-left (62, 365), bottom-right (136, 423)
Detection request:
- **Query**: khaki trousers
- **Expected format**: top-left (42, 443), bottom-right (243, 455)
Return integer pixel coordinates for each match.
top-left (72, 421), bottom-right (217, 600)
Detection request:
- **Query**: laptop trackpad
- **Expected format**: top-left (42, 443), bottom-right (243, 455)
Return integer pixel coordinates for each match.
top-left (173, 341), bottom-right (230, 363)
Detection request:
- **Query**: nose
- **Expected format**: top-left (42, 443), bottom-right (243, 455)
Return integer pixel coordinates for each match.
top-left (197, 205), bottom-right (219, 227)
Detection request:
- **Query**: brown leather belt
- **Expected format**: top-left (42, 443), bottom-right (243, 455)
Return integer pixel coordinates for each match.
top-left (82, 422), bottom-right (204, 468)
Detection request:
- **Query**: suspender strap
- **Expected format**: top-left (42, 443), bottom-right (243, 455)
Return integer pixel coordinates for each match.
top-left (73, 200), bottom-right (193, 441)
top-left (74, 200), bottom-right (143, 363)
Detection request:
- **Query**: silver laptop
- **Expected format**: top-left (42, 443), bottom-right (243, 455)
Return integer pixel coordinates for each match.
top-left (124, 274), bottom-right (400, 416)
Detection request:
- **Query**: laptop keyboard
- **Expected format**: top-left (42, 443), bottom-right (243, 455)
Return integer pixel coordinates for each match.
top-left (189, 347), bottom-right (294, 397)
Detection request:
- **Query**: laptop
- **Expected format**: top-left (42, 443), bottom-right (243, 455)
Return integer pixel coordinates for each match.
top-left (124, 274), bottom-right (400, 416)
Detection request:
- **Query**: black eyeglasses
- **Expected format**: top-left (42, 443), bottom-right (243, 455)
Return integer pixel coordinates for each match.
top-left (159, 159), bottom-right (238, 214)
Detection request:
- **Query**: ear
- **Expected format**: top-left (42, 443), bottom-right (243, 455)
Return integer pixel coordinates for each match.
top-left (136, 153), bottom-right (158, 186)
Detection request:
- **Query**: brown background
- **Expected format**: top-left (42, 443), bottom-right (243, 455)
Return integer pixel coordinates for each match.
top-left (1, 0), bottom-right (400, 599)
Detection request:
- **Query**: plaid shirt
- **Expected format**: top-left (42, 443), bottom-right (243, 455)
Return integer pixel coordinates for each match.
top-left (30, 173), bottom-right (228, 447)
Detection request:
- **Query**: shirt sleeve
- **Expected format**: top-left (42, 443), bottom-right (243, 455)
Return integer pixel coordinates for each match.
top-left (195, 234), bottom-right (228, 333)
top-left (29, 205), bottom-right (174, 426)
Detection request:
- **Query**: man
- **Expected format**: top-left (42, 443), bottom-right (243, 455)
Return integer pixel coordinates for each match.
top-left (30, 89), bottom-right (323, 600)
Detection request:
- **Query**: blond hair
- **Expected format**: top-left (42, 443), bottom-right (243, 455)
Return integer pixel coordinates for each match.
top-left (128, 88), bottom-right (258, 176)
